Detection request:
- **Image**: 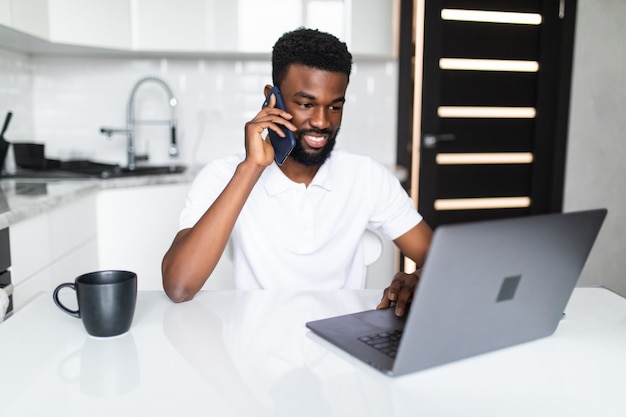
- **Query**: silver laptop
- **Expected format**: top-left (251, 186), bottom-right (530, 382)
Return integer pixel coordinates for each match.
top-left (306, 209), bottom-right (607, 376)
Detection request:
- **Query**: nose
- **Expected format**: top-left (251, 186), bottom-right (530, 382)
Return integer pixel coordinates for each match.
top-left (309, 107), bottom-right (331, 130)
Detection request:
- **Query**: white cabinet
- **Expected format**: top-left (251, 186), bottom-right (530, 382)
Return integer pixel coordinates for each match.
top-left (2, 0), bottom-right (50, 39)
top-left (1, 0), bottom-right (396, 56)
top-left (7, 181), bottom-right (237, 309)
top-left (350, 0), bottom-right (396, 56)
top-left (0, 0), bottom-right (131, 48)
top-left (0, 0), bottom-right (10, 27)
top-left (96, 183), bottom-right (188, 291)
top-left (9, 195), bottom-right (98, 310)
top-left (47, 0), bottom-right (132, 49)
top-left (131, 0), bottom-right (233, 52)
top-left (133, 0), bottom-right (396, 56)
top-left (96, 182), bottom-right (234, 290)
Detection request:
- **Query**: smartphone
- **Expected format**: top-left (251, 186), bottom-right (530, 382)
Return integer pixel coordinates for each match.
top-left (262, 86), bottom-right (296, 165)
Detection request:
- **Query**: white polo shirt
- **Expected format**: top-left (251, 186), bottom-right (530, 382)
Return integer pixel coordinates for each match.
top-left (179, 150), bottom-right (422, 289)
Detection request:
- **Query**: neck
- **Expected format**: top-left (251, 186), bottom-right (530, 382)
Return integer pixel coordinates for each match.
top-left (278, 159), bottom-right (321, 187)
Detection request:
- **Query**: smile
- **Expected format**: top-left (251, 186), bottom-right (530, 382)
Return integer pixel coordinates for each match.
top-left (302, 133), bottom-right (328, 149)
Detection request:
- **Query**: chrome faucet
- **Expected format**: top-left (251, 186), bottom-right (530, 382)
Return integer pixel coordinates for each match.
top-left (100, 76), bottom-right (178, 170)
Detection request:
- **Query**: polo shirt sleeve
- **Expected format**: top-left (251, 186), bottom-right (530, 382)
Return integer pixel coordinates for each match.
top-left (366, 159), bottom-right (423, 240)
top-left (178, 156), bottom-right (241, 231)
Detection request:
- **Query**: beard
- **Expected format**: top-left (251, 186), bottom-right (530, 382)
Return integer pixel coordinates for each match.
top-left (289, 127), bottom-right (340, 167)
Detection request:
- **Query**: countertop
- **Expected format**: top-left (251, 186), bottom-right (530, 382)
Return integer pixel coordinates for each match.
top-left (0, 161), bottom-right (407, 230)
top-left (1, 287), bottom-right (625, 416)
top-left (0, 170), bottom-right (196, 229)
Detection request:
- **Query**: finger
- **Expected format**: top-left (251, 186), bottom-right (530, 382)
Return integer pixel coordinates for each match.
top-left (393, 289), bottom-right (411, 316)
top-left (385, 276), bottom-right (404, 302)
top-left (394, 283), bottom-right (415, 317)
top-left (266, 120), bottom-right (296, 138)
top-left (252, 109), bottom-right (295, 134)
top-left (262, 92), bottom-right (276, 108)
top-left (264, 110), bottom-right (294, 123)
top-left (376, 288), bottom-right (392, 310)
top-left (247, 113), bottom-right (296, 138)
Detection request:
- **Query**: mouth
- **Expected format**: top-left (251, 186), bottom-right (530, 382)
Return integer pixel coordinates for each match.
top-left (301, 132), bottom-right (329, 150)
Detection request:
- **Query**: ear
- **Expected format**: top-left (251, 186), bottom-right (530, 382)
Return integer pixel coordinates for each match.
top-left (263, 84), bottom-right (274, 98)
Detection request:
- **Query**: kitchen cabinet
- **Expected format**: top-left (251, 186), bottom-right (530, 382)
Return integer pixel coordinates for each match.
top-left (0, 1), bottom-right (9, 27)
top-left (96, 184), bottom-right (187, 291)
top-left (5, 179), bottom-right (232, 310)
top-left (47, 0), bottom-right (131, 49)
top-left (96, 182), bottom-right (234, 290)
top-left (9, 194), bottom-right (98, 310)
top-left (130, 0), bottom-right (395, 55)
top-left (0, 0), bottom-right (396, 57)
top-left (0, 0), bottom-right (49, 39)
top-left (132, 0), bottom-right (235, 52)
top-left (0, 0), bottom-right (130, 49)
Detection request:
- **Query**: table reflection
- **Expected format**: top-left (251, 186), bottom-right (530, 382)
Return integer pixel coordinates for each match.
top-left (162, 291), bottom-right (345, 416)
top-left (58, 332), bottom-right (140, 398)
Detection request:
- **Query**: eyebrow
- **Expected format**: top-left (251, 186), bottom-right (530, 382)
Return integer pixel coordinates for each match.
top-left (295, 91), bottom-right (346, 104)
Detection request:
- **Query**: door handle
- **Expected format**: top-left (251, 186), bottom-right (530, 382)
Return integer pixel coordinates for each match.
top-left (422, 133), bottom-right (455, 149)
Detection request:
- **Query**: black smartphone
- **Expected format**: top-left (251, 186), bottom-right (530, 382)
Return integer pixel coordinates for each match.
top-left (262, 86), bottom-right (296, 165)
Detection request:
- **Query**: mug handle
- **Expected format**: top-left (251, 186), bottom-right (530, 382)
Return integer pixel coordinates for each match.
top-left (53, 283), bottom-right (80, 318)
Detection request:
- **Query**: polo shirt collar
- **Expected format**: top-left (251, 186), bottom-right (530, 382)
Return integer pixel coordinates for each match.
top-left (261, 153), bottom-right (336, 196)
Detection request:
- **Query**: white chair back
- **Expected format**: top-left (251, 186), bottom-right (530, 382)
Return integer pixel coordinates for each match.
top-left (362, 228), bottom-right (383, 266)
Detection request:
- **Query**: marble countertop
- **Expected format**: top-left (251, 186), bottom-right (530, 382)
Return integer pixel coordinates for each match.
top-left (0, 159), bottom-right (410, 230)
top-left (0, 170), bottom-right (196, 229)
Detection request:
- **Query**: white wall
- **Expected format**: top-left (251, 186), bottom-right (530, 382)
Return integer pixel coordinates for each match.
top-left (0, 48), bottom-right (34, 142)
top-left (0, 54), bottom-right (398, 170)
top-left (563, 0), bottom-right (626, 296)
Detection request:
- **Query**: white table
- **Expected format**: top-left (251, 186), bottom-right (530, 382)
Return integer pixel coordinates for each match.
top-left (1, 287), bottom-right (625, 416)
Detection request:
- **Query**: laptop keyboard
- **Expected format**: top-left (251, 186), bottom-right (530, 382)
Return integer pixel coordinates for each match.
top-left (358, 329), bottom-right (403, 358)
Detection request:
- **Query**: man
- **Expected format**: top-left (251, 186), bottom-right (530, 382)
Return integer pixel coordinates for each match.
top-left (162, 28), bottom-right (432, 316)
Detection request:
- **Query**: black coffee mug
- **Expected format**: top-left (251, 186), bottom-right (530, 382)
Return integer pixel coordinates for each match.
top-left (53, 270), bottom-right (137, 337)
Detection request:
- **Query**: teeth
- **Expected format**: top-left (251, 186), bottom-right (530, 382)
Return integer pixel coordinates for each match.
top-left (306, 135), bottom-right (324, 143)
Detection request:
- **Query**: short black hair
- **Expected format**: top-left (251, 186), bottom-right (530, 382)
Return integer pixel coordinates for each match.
top-left (272, 27), bottom-right (353, 88)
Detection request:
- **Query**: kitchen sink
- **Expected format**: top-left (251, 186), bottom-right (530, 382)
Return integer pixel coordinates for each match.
top-left (117, 165), bottom-right (187, 177)
top-left (1, 160), bottom-right (187, 180)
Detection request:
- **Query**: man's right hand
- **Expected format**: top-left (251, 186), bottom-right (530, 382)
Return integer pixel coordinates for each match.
top-left (244, 93), bottom-right (295, 168)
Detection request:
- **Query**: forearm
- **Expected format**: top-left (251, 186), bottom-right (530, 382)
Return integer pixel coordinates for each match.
top-left (393, 220), bottom-right (433, 267)
top-left (162, 160), bottom-right (265, 302)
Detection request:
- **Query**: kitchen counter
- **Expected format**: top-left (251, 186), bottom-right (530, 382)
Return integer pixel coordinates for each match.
top-left (0, 169), bottom-right (196, 229)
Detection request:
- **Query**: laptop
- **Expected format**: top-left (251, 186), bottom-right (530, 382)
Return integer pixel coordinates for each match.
top-left (306, 209), bottom-right (607, 376)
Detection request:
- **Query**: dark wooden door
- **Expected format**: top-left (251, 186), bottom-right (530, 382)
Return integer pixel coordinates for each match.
top-left (396, 0), bottom-right (577, 230)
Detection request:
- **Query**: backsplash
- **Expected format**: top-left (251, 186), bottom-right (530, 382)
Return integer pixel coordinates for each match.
top-left (0, 47), bottom-right (399, 169)
top-left (0, 48), bottom-right (34, 142)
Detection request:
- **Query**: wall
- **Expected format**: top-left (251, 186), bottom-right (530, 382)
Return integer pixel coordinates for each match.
top-left (563, 0), bottom-right (626, 296)
top-left (0, 53), bottom-right (398, 169)
top-left (0, 48), bottom-right (34, 142)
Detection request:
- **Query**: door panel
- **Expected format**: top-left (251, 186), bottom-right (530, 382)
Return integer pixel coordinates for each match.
top-left (433, 207), bottom-right (531, 225)
top-left (437, 165), bottom-right (532, 198)
top-left (439, 119), bottom-right (535, 151)
top-left (443, 21), bottom-right (540, 60)
top-left (442, 72), bottom-right (537, 106)
top-left (398, 0), bottom-right (577, 230)
top-left (443, 0), bottom-right (542, 12)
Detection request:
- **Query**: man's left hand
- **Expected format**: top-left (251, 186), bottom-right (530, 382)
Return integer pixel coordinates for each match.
top-left (377, 270), bottom-right (421, 316)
